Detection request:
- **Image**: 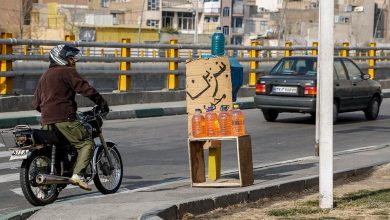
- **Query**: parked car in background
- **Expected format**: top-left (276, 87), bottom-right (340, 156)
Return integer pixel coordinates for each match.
top-left (254, 56), bottom-right (383, 122)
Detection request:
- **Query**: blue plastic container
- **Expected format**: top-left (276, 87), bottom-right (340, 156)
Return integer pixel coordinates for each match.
top-left (211, 27), bottom-right (225, 56)
top-left (229, 57), bottom-right (243, 102)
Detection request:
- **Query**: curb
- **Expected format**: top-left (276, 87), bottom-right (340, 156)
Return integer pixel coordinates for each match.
top-left (0, 101), bottom-right (254, 129)
top-left (0, 207), bottom-right (40, 220)
top-left (138, 162), bottom-right (389, 220)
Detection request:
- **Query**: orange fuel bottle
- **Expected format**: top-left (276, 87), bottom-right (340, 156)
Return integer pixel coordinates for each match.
top-left (219, 105), bottom-right (232, 136)
top-left (232, 104), bottom-right (245, 136)
top-left (192, 109), bottom-right (206, 138)
top-left (205, 106), bottom-right (220, 137)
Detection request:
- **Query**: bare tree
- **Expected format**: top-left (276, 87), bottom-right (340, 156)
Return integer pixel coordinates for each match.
top-left (19, 0), bottom-right (34, 38)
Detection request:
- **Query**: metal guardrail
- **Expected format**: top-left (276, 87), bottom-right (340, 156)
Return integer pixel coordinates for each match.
top-left (1, 37), bottom-right (390, 94)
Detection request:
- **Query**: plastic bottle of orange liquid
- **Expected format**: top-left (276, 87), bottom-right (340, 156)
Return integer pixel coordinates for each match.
top-left (192, 109), bottom-right (206, 138)
top-left (205, 106), bottom-right (220, 137)
top-left (219, 105), bottom-right (232, 136)
top-left (232, 104), bottom-right (245, 136)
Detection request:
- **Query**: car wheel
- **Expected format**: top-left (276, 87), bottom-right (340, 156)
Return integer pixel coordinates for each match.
top-left (333, 102), bottom-right (338, 124)
top-left (262, 110), bottom-right (279, 122)
top-left (364, 96), bottom-right (380, 120)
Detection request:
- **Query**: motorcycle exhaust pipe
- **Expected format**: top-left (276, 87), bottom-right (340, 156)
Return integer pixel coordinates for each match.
top-left (36, 174), bottom-right (72, 185)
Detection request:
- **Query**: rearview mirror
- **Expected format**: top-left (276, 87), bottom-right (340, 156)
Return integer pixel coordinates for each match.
top-left (363, 74), bottom-right (370, 80)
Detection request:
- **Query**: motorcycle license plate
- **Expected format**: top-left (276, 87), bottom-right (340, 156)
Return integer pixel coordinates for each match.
top-left (9, 150), bottom-right (28, 160)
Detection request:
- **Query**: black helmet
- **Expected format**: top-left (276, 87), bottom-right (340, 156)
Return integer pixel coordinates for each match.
top-left (49, 44), bottom-right (81, 66)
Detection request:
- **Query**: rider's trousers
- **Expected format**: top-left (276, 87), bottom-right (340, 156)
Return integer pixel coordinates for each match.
top-left (44, 121), bottom-right (94, 175)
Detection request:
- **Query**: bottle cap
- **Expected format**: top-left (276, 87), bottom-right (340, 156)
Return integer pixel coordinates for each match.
top-left (220, 105), bottom-right (229, 111)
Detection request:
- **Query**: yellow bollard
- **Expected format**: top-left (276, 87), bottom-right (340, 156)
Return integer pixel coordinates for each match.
top-left (312, 42), bottom-right (318, 56)
top-left (266, 50), bottom-right (270, 63)
top-left (167, 39), bottom-right (178, 90)
top-left (342, 42), bottom-right (349, 57)
top-left (40, 47), bottom-right (44, 55)
top-left (249, 41), bottom-right (259, 87)
top-left (0, 32), bottom-right (13, 95)
top-left (153, 50), bottom-right (157, 58)
top-left (23, 45), bottom-right (28, 55)
top-left (368, 42), bottom-right (376, 79)
top-left (101, 49), bottom-right (104, 57)
top-left (65, 34), bottom-right (75, 41)
top-left (187, 50), bottom-right (192, 58)
top-left (229, 50), bottom-right (234, 57)
top-left (86, 48), bottom-right (90, 57)
top-left (198, 50), bottom-right (202, 58)
top-left (284, 42), bottom-right (292, 57)
top-left (114, 49), bottom-right (118, 57)
top-left (118, 38), bottom-right (131, 91)
top-left (140, 49), bottom-right (145, 57)
top-left (238, 51), bottom-right (243, 57)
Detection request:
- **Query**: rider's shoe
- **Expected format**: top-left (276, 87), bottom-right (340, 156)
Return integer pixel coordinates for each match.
top-left (70, 174), bottom-right (92, 191)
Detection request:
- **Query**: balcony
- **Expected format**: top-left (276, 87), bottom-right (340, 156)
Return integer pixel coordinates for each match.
top-left (232, 27), bottom-right (244, 34)
top-left (204, 1), bottom-right (220, 14)
top-left (232, 2), bottom-right (244, 15)
top-left (203, 22), bottom-right (218, 33)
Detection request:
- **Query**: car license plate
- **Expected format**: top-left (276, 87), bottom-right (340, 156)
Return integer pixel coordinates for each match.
top-left (272, 86), bottom-right (297, 94)
top-left (9, 150), bottom-right (29, 160)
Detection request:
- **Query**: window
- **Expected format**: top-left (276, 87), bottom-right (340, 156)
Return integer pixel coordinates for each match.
top-left (343, 59), bottom-right (362, 80)
top-left (178, 12), bottom-right (194, 31)
top-left (232, 36), bottom-right (243, 45)
top-left (233, 17), bottom-right (242, 28)
top-left (270, 58), bottom-right (317, 76)
top-left (334, 60), bottom-right (347, 80)
top-left (101, 0), bottom-right (109, 7)
top-left (223, 7), bottom-right (230, 16)
top-left (162, 12), bottom-right (174, 28)
top-left (260, 21), bottom-right (267, 32)
top-left (223, 26), bottom-right (229, 35)
top-left (146, 19), bottom-right (159, 28)
top-left (147, 0), bottom-right (160, 11)
top-left (205, 16), bottom-right (219, 22)
top-left (112, 13), bottom-right (119, 25)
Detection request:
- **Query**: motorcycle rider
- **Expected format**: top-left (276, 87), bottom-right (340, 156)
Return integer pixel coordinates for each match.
top-left (32, 44), bottom-right (109, 191)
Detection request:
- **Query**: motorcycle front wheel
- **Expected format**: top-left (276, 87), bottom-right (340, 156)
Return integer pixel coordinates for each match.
top-left (93, 143), bottom-right (123, 194)
top-left (20, 152), bottom-right (59, 206)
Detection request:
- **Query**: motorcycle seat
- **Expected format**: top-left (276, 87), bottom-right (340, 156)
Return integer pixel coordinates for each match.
top-left (33, 130), bottom-right (60, 145)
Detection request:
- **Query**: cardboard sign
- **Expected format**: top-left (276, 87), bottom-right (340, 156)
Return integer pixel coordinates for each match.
top-left (186, 56), bottom-right (233, 137)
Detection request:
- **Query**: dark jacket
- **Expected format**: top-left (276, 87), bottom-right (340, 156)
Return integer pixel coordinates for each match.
top-left (32, 64), bottom-right (105, 125)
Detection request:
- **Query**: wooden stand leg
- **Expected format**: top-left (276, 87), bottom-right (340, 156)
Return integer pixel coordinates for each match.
top-left (237, 135), bottom-right (254, 186)
top-left (188, 140), bottom-right (205, 183)
top-left (208, 146), bottom-right (221, 180)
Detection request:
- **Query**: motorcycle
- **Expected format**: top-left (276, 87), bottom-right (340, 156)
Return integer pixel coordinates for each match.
top-left (2, 106), bottom-right (123, 206)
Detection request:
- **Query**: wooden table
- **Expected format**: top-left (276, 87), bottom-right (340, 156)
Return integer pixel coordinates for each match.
top-left (188, 135), bottom-right (254, 187)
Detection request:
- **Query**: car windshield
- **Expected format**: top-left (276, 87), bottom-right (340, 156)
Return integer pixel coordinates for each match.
top-left (270, 57), bottom-right (317, 76)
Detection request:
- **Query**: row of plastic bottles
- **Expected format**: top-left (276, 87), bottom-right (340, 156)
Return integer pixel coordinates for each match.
top-left (192, 104), bottom-right (245, 138)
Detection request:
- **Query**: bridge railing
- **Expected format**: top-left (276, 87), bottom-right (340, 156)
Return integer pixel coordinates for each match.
top-left (1, 33), bottom-right (390, 94)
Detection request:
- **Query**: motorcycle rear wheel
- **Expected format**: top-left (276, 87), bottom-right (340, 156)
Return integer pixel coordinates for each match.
top-left (93, 143), bottom-right (123, 194)
top-left (20, 153), bottom-right (59, 206)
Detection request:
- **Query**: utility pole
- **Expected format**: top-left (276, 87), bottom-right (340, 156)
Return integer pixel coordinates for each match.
top-left (138, 0), bottom-right (147, 43)
top-left (194, 0), bottom-right (199, 44)
top-left (318, 0), bottom-right (334, 209)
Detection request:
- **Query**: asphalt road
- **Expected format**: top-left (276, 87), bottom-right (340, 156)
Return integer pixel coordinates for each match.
top-left (1, 99), bottom-right (390, 216)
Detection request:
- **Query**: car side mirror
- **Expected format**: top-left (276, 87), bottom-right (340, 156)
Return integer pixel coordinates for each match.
top-left (363, 74), bottom-right (370, 80)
